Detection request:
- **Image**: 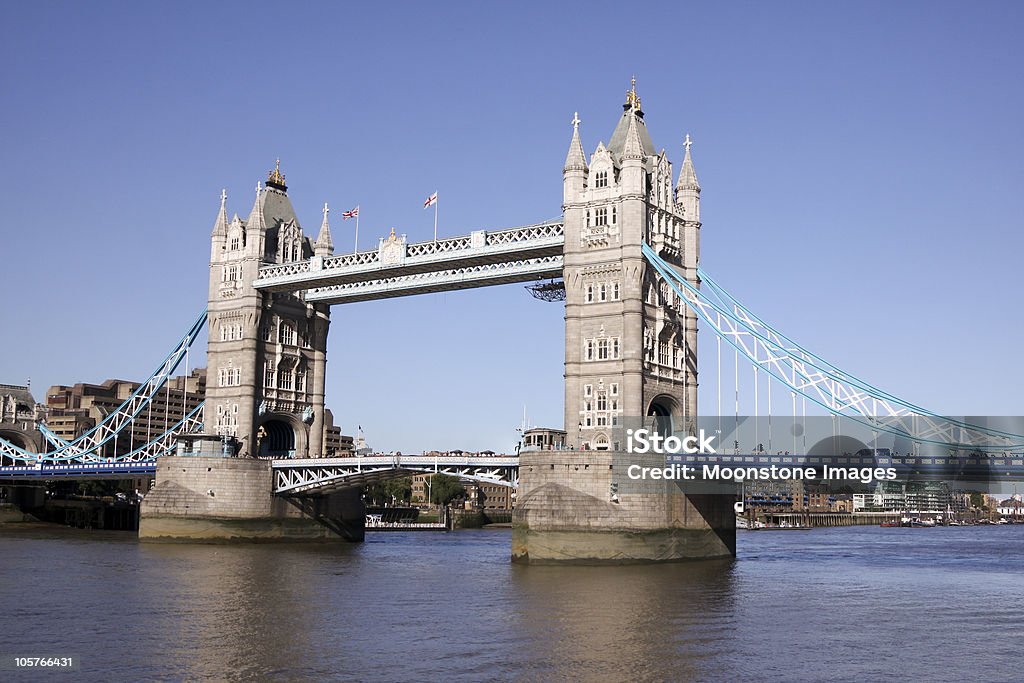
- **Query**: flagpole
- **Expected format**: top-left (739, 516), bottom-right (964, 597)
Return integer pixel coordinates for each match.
top-left (354, 206), bottom-right (360, 254)
top-left (433, 191), bottom-right (438, 242)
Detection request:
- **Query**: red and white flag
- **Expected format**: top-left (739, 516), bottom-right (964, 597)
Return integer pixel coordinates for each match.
top-left (423, 192), bottom-right (438, 209)
top-left (342, 206), bottom-right (359, 220)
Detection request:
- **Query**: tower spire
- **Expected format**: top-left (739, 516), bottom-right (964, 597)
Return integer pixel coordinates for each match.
top-left (676, 133), bottom-right (701, 222)
top-left (622, 111), bottom-right (646, 161)
top-left (676, 133), bottom-right (700, 192)
top-left (212, 188), bottom-right (228, 237)
top-left (315, 201), bottom-right (334, 256)
top-left (563, 111), bottom-right (588, 173)
top-left (247, 180), bottom-right (266, 232)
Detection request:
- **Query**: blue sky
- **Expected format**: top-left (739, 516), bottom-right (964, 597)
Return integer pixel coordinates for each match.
top-left (2, 2), bottom-right (1023, 453)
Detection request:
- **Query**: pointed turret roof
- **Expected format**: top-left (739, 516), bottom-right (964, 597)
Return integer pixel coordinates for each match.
top-left (622, 113), bottom-right (646, 161)
top-left (315, 202), bottom-right (334, 254)
top-left (247, 182), bottom-right (266, 232)
top-left (212, 189), bottom-right (228, 237)
top-left (564, 112), bottom-right (588, 172)
top-left (608, 78), bottom-right (655, 161)
top-left (676, 134), bottom-right (700, 192)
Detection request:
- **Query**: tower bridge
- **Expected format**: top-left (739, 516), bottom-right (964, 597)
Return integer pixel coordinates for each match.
top-left (3, 80), bottom-right (1023, 561)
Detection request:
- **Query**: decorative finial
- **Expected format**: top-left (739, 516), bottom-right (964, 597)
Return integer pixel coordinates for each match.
top-left (267, 159), bottom-right (286, 188)
top-left (255, 181), bottom-right (262, 195)
top-left (389, 227), bottom-right (396, 240)
top-left (220, 188), bottom-right (227, 206)
top-left (323, 201), bottom-right (329, 219)
top-left (684, 134), bottom-right (693, 154)
top-left (572, 111), bottom-right (580, 130)
top-left (625, 76), bottom-right (640, 111)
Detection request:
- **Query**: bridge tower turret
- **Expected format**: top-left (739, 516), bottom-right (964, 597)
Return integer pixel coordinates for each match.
top-left (205, 163), bottom-right (331, 459)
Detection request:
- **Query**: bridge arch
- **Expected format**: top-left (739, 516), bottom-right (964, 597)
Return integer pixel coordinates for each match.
top-left (647, 394), bottom-right (678, 437)
top-left (258, 414), bottom-right (307, 458)
top-left (0, 429), bottom-right (39, 464)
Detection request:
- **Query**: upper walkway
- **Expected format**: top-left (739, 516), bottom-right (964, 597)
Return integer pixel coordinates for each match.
top-left (253, 221), bottom-right (564, 303)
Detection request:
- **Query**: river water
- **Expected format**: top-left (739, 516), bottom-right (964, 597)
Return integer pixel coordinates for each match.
top-left (1, 524), bottom-right (1021, 681)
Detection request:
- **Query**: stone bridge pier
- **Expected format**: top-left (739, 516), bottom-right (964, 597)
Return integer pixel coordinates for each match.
top-left (139, 456), bottom-right (364, 542)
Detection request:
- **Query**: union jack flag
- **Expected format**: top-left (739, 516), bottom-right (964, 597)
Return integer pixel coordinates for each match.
top-left (342, 206), bottom-right (359, 219)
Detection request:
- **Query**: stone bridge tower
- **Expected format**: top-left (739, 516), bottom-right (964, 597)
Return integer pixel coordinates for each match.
top-left (205, 163), bottom-right (332, 458)
top-left (513, 83), bottom-right (735, 563)
top-left (562, 80), bottom-right (701, 449)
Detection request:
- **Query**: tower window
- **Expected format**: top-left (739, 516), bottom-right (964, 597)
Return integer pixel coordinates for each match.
top-left (595, 207), bottom-right (608, 226)
top-left (218, 368), bottom-right (240, 387)
top-left (222, 265), bottom-right (240, 282)
top-left (230, 236), bottom-right (240, 251)
top-left (595, 171), bottom-right (608, 188)
top-left (279, 323), bottom-right (296, 346)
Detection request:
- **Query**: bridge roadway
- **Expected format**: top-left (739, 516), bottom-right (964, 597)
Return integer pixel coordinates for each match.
top-left (271, 455), bottom-right (520, 495)
top-left (252, 221), bottom-right (565, 303)
top-left (2, 451), bottom-right (1021, 489)
top-left (0, 455), bottom-right (522, 493)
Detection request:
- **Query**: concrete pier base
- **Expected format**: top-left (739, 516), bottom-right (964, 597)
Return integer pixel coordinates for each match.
top-left (139, 456), bottom-right (363, 543)
top-left (512, 452), bottom-right (735, 564)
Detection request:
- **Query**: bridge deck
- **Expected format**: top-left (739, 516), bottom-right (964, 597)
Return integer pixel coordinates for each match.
top-left (0, 462), bottom-right (157, 480)
top-left (272, 455), bottom-right (519, 495)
